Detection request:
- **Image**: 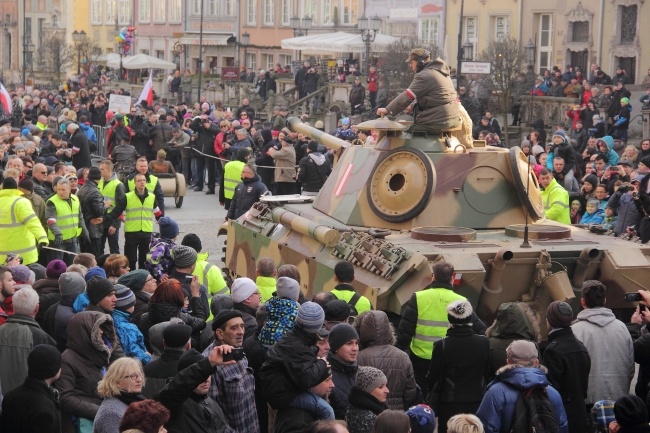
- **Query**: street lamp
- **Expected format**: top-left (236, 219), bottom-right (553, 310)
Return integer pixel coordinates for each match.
top-left (116, 43), bottom-right (124, 80)
top-left (525, 38), bottom-right (536, 72)
top-left (72, 30), bottom-right (87, 75)
top-left (241, 31), bottom-right (250, 68)
top-left (358, 15), bottom-right (381, 74)
top-left (462, 39), bottom-right (473, 61)
top-left (22, 35), bottom-right (34, 86)
top-left (290, 15), bottom-right (312, 37)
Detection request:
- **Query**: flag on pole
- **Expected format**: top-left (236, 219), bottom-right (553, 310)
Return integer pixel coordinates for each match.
top-left (0, 83), bottom-right (12, 115)
top-left (137, 72), bottom-right (154, 107)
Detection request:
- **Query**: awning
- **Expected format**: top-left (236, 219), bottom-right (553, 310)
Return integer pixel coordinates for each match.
top-left (281, 31), bottom-right (399, 53)
top-left (121, 54), bottom-right (177, 70)
top-left (179, 34), bottom-right (231, 46)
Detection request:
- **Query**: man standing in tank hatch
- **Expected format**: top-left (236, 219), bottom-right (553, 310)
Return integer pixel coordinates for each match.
top-left (376, 49), bottom-right (472, 137)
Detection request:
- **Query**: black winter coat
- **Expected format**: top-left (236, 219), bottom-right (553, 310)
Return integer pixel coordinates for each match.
top-left (233, 302), bottom-right (258, 341)
top-left (346, 386), bottom-right (389, 433)
top-left (328, 352), bottom-right (358, 420)
top-left (138, 301), bottom-right (206, 350)
top-left (227, 175), bottom-right (268, 220)
top-left (190, 118), bottom-right (220, 155)
top-left (142, 347), bottom-right (184, 398)
top-left (542, 327), bottom-right (591, 433)
top-left (0, 377), bottom-right (62, 433)
top-left (71, 129), bottom-right (92, 169)
top-left (77, 180), bottom-right (104, 239)
top-left (274, 407), bottom-right (319, 433)
top-left (297, 153), bottom-right (332, 193)
top-left (259, 324), bottom-right (330, 409)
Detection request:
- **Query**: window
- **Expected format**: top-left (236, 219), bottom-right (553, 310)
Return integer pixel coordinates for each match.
top-left (118, 0), bottom-right (130, 25)
top-left (91, 0), bottom-right (102, 24)
top-left (264, 0), bottom-right (274, 25)
top-left (248, 53), bottom-right (257, 71)
top-left (247, 0), bottom-right (256, 24)
top-left (494, 16), bottom-right (509, 40)
top-left (153, 0), bottom-right (166, 22)
top-left (208, 0), bottom-right (217, 15)
top-left (419, 18), bottom-right (438, 44)
top-left (193, 0), bottom-right (201, 15)
top-left (570, 21), bottom-right (589, 43)
top-left (537, 14), bottom-right (553, 73)
top-left (304, 0), bottom-right (317, 20)
top-left (281, 0), bottom-right (290, 25)
top-left (156, 50), bottom-right (164, 59)
top-left (225, 0), bottom-right (235, 16)
top-left (464, 17), bottom-right (477, 41)
top-left (322, 0), bottom-right (334, 25)
top-left (105, 0), bottom-right (116, 24)
top-left (52, 15), bottom-right (58, 27)
top-left (278, 54), bottom-right (291, 67)
top-left (343, 0), bottom-right (358, 24)
top-left (139, 0), bottom-right (150, 23)
top-left (169, 0), bottom-right (181, 22)
top-left (620, 5), bottom-right (637, 45)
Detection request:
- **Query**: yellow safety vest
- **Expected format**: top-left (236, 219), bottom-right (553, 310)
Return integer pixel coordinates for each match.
top-left (127, 174), bottom-right (159, 194)
top-left (256, 276), bottom-right (277, 303)
top-left (46, 195), bottom-right (82, 241)
top-left (124, 192), bottom-right (156, 233)
top-left (0, 189), bottom-right (48, 265)
top-left (223, 161), bottom-right (245, 200)
top-left (330, 287), bottom-right (373, 314)
top-left (98, 178), bottom-right (120, 212)
top-left (410, 288), bottom-right (466, 359)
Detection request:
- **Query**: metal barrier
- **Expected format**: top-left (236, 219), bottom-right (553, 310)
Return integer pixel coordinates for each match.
top-left (92, 125), bottom-right (109, 158)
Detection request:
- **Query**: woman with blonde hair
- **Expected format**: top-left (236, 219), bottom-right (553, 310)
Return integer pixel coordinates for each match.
top-left (447, 414), bottom-right (484, 433)
top-left (622, 144), bottom-right (639, 166)
top-left (94, 357), bottom-right (145, 433)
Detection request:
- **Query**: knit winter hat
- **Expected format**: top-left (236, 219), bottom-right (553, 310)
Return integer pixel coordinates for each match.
top-left (328, 323), bottom-right (359, 354)
top-left (177, 349), bottom-right (205, 373)
top-left (447, 299), bottom-right (473, 325)
top-left (231, 277), bottom-right (258, 303)
top-left (86, 276), bottom-right (116, 305)
top-left (27, 344), bottom-right (62, 380)
top-left (546, 301), bottom-right (573, 329)
top-left (615, 394), bottom-right (648, 427)
top-left (46, 259), bottom-right (67, 279)
top-left (406, 404), bottom-right (436, 433)
top-left (355, 366), bottom-right (387, 393)
top-left (621, 97), bottom-right (630, 105)
top-left (639, 156), bottom-right (650, 168)
top-left (324, 300), bottom-right (353, 322)
top-left (58, 272), bottom-right (86, 297)
top-left (296, 301), bottom-right (325, 333)
top-left (88, 166), bottom-right (102, 181)
top-left (114, 284), bottom-right (136, 311)
top-left (85, 266), bottom-right (107, 282)
top-left (552, 130), bottom-right (567, 141)
top-left (583, 174), bottom-right (599, 191)
top-left (117, 269), bottom-right (150, 292)
top-left (172, 245), bottom-right (197, 268)
top-left (17, 177), bottom-right (34, 192)
top-left (181, 233), bottom-right (202, 252)
top-left (163, 323), bottom-right (193, 348)
top-left (506, 340), bottom-right (538, 363)
top-left (211, 309), bottom-right (244, 331)
top-left (276, 277), bottom-right (300, 301)
top-left (10, 265), bottom-right (31, 283)
top-left (159, 217), bottom-right (179, 240)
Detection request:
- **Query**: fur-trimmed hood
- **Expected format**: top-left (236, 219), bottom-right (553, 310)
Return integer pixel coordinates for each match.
top-left (492, 363), bottom-right (550, 391)
top-left (66, 310), bottom-right (117, 367)
top-left (486, 302), bottom-right (541, 342)
top-left (354, 310), bottom-right (395, 348)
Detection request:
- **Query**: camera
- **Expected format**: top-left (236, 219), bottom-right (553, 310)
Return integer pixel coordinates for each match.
top-left (185, 275), bottom-right (194, 284)
top-left (222, 347), bottom-right (245, 362)
top-left (624, 292), bottom-right (643, 302)
top-left (619, 185), bottom-right (632, 193)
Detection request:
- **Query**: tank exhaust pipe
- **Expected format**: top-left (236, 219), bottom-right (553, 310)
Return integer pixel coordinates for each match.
top-left (571, 248), bottom-right (600, 289)
top-left (477, 249), bottom-right (513, 322)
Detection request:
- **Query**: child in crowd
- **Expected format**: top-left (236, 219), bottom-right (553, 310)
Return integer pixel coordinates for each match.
top-left (579, 198), bottom-right (605, 225)
top-left (571, 200), bottom-right (583, 224)
top-left (603, 205), bottom-right (618, 231)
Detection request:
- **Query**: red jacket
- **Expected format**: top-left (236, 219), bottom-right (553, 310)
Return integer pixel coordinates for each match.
top-left (367, 72), bottom-right (378, 92)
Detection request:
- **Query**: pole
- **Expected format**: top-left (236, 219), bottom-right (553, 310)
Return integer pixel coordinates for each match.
top-left (22, 13), bottom-right (26, 87)
top-left (365, 38), bottom-right (370, 75)
top-left (197, 0), bottom-right (204, 104)
top-left (456, 0), bottom-right (465, 92)
top-left (77, 45), bottom-right (81, 75)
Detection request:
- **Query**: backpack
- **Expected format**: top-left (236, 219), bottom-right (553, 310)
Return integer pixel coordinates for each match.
top-left (590, 400), bottom-right (615, 433)
top-left (509, 386), bottom-right (560, 433)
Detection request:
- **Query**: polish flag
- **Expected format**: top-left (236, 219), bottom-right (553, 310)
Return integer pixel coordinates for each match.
top-left (0, 83), bottom-right (12, 115)
top-left (137, 73), bottom-right (154, 107)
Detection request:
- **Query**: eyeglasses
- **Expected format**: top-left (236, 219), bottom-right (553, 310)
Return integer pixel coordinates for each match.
top-left (122, 373), bottom-right (141, 381)
top-left (145, 277), bottom-right (155, 283)
top-left (130, 111), bottom-right (136, 114)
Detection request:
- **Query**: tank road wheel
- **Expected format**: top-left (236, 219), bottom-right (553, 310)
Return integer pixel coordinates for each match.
top-left (367, 147), bottom-right (436, 223)
top-left (509, 146), bottom-right (545, 220)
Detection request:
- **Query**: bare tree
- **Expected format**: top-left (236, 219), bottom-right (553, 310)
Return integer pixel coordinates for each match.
top-left (476, 37), bottom-right (528, 144)
top-left (377, 37), bottom-right (441, 101)
top-left (41, 37), bottom-right (76, 86)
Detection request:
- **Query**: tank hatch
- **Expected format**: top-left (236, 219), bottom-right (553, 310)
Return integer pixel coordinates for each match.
top-left (504, 224), bottom-right (572, 240)
top-left (355, 117), bottom-right (406, 131)
top-left (411, 226), bottom-right (477, 242)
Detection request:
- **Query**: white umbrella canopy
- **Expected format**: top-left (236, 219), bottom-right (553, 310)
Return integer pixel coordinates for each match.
top-left (281, 31), bottom-right (399, 53)
top-left (121, 53), bottom-right (177, 70)
top-left (97, 53), bottom-right (122, 68)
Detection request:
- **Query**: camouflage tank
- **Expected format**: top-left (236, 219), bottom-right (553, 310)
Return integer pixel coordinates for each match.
top-left (219, 117), bottom-right (650, 333)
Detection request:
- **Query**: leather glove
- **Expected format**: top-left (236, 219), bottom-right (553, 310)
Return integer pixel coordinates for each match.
top-left (54, 234), bottom-right (63, 247)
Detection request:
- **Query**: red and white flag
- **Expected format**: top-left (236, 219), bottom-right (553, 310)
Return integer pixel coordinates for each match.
top-left (0, 83), bottom-right (12, 115)
top-left (136, 73), bottom-right (154, 107)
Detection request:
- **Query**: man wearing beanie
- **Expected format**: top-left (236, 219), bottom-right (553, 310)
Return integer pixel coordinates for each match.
top-left (425, 300), bottom-right (489, 433)
top-left (143, 323), bottom-right (192, 397)
top-left (0, 176), bottom-right (48, 266)
top-left (477, 340), bottom-right (567, 433)
top-left (572, 280), bottom-right (633, 406)
top-left (146, 216), bottom-right (179, 280)
top-left (85, 275), bottom-right (117, 314)
top-left (549, 129), bottom-right (576, 173)
top-left (544, 301), bottom-right (590, 433)
top-left (397, 261), bottom-right (486, 391)
top-left (0, 345), bottom-right (62, 433)
top-left (112, 284), bottom-right (151, 364)
top-left (346, 366), bottom-right (389, 432)
top-left (51, 271), bottom-right (86, 351)
top-left (201, 309), bottom-right (259, 433)
top-left (230, 277), bottom-right (262, 340)
top-left (182, 233), bottom-right (228, 302)
top-left (32, 259), bottom-right (67, 325)
top-left (0, 287), bottom-right (57, 394)
top-left (328, 323), bottom-right (360, 420)
top-left (169, 245), bottom-right (210, 320)
top-left (611, 394), bottom-right (650, 432)
top-left (117, 269), bottom-right (157, 323)
top-left (77, 165), bottom-right (105, 257)
top-left (260, 302), bottom-right (331, 414)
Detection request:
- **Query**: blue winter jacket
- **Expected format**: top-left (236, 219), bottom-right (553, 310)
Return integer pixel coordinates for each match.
top-left (476, 365), bottom-right (568, 433)
top-left (579, 209), bottom-right (604, 225)
top-left (598, 136), bottom-right (619, 166)
top-left (80, 123), bottom-right (98, 143)
top-left (113, 308), bottom-right (151, 364)
top-left (607, 189), bottom-right (640, 235)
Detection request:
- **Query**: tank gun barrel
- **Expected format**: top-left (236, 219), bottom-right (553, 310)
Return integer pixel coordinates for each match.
top-left (287, 117), bottom-right (350, 151)
top-left (271, 208), bottom-right (341, 247)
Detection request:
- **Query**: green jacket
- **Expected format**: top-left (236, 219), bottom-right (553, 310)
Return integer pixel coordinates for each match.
top-left (541, 177), bottom-right (571, 224)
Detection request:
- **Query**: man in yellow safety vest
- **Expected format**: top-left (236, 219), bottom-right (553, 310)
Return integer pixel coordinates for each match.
top-left (124, 157), bottom-right (165, 218)
top-left (45, 178), bottom-right (87, 265)
top-left (124, 172), bottom-right (163, 270)
top-left (98, 159), bottom-right (127, 254)
top-left (219, 147), bottom-right (250, 209)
